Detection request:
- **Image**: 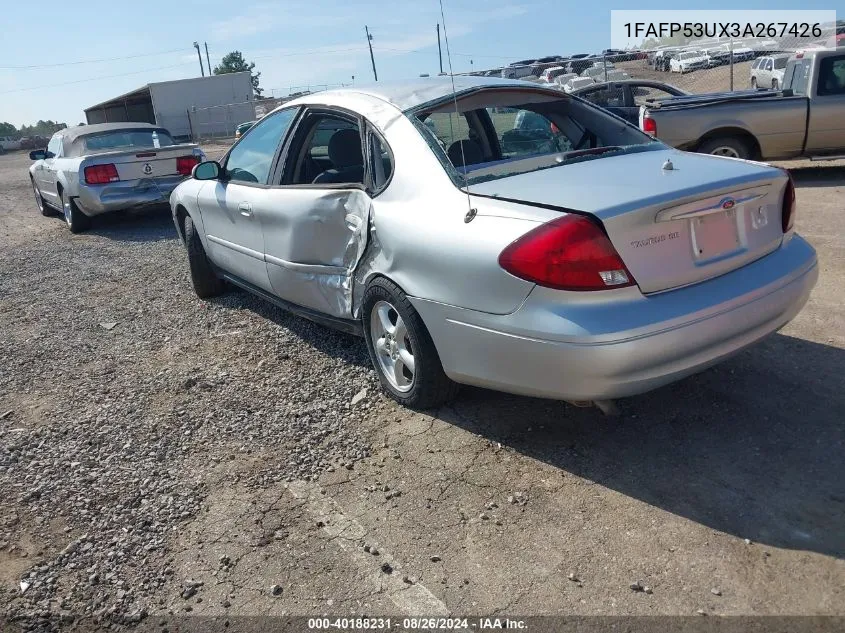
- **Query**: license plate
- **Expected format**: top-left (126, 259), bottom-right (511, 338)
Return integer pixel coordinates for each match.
top-left (691, 209), bottom-right (740, 261)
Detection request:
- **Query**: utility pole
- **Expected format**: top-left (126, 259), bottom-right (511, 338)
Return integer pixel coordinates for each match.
top-left (204, 42), bottom-right (212, 76)
top-left (437, 23), bottom-right (443, 75)
top-left (193, 42), bottom-right (205, 77)
top-left (365, 26), bottom-right (378, 81)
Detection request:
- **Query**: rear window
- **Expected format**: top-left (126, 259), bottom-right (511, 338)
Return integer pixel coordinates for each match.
top-left (414, 88), bottom-right (661, 187)
top-left (83, 129), bottom-right (176, 152)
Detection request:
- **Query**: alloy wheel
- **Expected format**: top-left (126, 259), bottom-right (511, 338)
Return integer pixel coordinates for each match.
top-left (710, 146), bottom-right (740, 158)
top-left (370, 300), bottom-right (415, 392)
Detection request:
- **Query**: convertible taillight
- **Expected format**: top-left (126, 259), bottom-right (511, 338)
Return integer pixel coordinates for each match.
top-left (177, 156), bottom-right (200, 176)
top-left (498, 215), bottom-right (636, 291)
top-left (641, 114), bottom-right (657, 135)
top-left (782, 172), bottom-right (796, 233)
top-left (84, 164), bottom-right (119, 184)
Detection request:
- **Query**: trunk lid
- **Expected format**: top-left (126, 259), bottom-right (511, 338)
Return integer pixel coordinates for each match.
top-left (83, 144), bottom-right (200, 181)
top-left (469, 149), bottom-right (787, 294)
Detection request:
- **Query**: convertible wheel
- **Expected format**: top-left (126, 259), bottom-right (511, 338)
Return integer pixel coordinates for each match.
top-left (363, 278), bottom-right (459, 409)
top-left (61, 190), bottom-right (91, 233)
top-left (183, 214), bottom-right (226, 299)
top-left (31, 179), bottom-right (51, 217)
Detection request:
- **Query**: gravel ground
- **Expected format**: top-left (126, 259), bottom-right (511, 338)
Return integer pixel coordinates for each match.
top-left (1, 146), bottom-right (843, 631)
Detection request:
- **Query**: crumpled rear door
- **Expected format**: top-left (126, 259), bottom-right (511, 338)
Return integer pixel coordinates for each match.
top-left (258, 187), bottom-right (371, 318)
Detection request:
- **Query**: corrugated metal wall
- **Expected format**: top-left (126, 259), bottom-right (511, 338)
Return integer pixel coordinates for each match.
top-left (150, 72), bottom-right (254, 139)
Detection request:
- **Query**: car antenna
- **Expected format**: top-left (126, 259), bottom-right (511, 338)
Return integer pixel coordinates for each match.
top-left (438, 0), bottom-right (476, 223)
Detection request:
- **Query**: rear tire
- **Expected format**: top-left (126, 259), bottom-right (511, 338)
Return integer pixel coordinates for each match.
top-left (362, 278), bottom-right (459, 409)
top-left (751, 77), bottom-right (757, 89)
top-left (60, 189), bottom-right (91, 233)
top-left (772, 79), bottom-right (779, 90)
top-left (698, 136), bottom-right (753, 160)
top-left (184, 214), bottom-right (225, 298)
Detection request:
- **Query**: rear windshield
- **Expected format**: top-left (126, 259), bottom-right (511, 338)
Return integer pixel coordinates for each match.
top-left (414, 88), bottom-right (662, 186)
top-left (83, 129), bottom-right (176, 152)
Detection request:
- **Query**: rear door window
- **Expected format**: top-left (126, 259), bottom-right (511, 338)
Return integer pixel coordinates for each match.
top-left (784, 59), bottom-right (812, 95)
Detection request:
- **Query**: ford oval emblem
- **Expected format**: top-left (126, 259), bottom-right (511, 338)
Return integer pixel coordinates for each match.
top-left (721, 198), bottom-right (736, 210)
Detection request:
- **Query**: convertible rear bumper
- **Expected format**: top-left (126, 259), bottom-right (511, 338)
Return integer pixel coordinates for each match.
top-left (411, 235), bottom-right (818, 401)
top-left (74, 175), bottom-right (186, 216)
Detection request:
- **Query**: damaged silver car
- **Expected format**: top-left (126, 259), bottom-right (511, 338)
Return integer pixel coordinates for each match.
top-left (170, 77), bottom-right (817, 409)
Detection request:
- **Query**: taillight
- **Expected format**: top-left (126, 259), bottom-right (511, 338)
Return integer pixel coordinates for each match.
top-left (498, 215), bottom-right (636, 291)
top-left (177, 156), bottom-right (199, 176)
top-left (641, 114), bottom-right (657, 135)
top-left (782, 172), bottom-right (796, 233)
top-left (84, 164), bottom-right (119, 185)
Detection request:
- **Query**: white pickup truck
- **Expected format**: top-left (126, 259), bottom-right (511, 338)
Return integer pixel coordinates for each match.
top-left (29, 122), bottom-right (205, 232)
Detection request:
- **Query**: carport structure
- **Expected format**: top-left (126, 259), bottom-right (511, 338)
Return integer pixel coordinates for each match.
top-left (84, 86), bottom-right (156, 126)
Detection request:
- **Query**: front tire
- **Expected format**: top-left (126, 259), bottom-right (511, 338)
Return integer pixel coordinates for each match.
top-left (31, 178), bottom-right (51, 217)
top-left (184, 214), bottom-right (225, 298)
top-left (772, 79), bottom-right (779, 90)
top-left (60, 190), bottom-right (91, 233)
top-left (751, 77), bottom-right (758, 89)
top-left (362, 278), bottom-right (458, 409)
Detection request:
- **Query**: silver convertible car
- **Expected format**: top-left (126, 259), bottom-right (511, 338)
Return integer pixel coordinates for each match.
top-left (170, 77), bottom-right (817, 409)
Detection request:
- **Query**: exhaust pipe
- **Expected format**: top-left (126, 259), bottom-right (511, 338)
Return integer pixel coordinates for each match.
top-left (566, 399), bottom-right (620, 416)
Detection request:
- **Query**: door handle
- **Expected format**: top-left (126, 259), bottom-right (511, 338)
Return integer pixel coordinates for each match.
top-left (238, 202), bottom-right (253, 217)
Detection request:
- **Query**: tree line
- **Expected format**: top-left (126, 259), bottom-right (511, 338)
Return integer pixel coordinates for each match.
top-left (0, 120), bottom-right (69, 139)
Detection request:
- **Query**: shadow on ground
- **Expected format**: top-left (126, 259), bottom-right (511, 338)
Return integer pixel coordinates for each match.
top-left (85, 206), bottom-right (177, 242)
top-left (210, 288), bottom-right (370, 369)
top-left (433, 333), bottom-right (845, 560)
top-left (790, 165), bottom-right (845, 188)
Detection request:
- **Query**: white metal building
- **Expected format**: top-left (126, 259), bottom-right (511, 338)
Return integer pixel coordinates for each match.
top-left (84, 72), bottom-right (254, 140)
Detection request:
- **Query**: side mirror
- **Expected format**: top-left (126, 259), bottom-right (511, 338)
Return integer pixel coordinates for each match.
top-left (30, 150), bottom-right (46, 160)
top-left (193, 160), bottom-right (221, 180)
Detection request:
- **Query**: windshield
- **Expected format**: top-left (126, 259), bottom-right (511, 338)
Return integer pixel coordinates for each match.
top-left (414, 88), bottom-right (662, 187)
top-left (774, 57), bottom-right (788, 69)
top-left (83, 129), bottom-right (176, 152)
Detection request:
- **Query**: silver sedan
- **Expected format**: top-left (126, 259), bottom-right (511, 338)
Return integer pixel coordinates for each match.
top-left (170, 77), bottom-right (817, 409)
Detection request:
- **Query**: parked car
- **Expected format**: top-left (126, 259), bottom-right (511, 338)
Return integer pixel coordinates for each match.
top-left (539, 66), bottom-right (567, 82)
top-left (640, 49), bottom-right (845, 160)
top-left (670, 50), bottom-right (708, 73)
top-left (563, 76), bottom-right (596, 91)
top-left (703, 48), bottom-right (732, 67)
top-left (570, 79), bottom-right (688, 125)
top-left (0, 136), bottom-right (21, 151)
top-left (235, 120), bottom-right (256, 138)
top-left (554, 72), bottom-right (578, 87)
top-left (29, 122), bottom-right (205, 232)
top-left (501, 65), bottom-right (533, 79)
top-left (170, 77), bottom-right (816, 409)
top-left (566, 55), bottom-right (600, 75)
top-left (751, 54), bottom-right (790, 89)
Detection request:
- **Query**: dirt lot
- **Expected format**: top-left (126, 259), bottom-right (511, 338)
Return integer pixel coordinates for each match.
top-left (0, 145), bottom-right (843, 631)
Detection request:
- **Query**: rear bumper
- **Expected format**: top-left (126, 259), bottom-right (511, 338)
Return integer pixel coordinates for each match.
top-left (411, 235), bottom-right (818, 401)
top-left (74, 175), bottom-right (187, 216)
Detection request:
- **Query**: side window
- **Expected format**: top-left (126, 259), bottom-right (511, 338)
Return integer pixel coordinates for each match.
top-left (633, 85), bottom-right (679, 106)
top-left (751, 59), bottom-right (761, 70)
top-left (818, 56), bottom-right (845, 96)
top-left (367, 129), bottom-right (393, 193)
top-left (580, 85), bottom-right (625, 107)
top-left (765, 60), bottom-right (773, 71)
top-left (46, 136), bottom-right (61, 158)
top-left (225, 108), bottom-right (297, 184)
top-left (289, 115), bottom-right (363, 185)
top-left (488, 107), bottom-right (571, 159)
top-left (785, 60), bottom-right (811, 95)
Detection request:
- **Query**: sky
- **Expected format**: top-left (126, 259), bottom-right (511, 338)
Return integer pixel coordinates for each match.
top-left (0, 0), bottom-right (841, 127)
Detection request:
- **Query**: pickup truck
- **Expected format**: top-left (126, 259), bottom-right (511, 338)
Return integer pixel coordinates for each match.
top-left (639, 49), bottom-right (845, 161)
top-left (29, 122), bottom-right (205, 233)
